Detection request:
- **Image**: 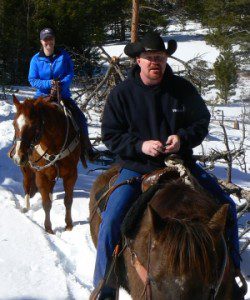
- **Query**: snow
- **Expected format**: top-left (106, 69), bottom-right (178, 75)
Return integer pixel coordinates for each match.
top-left (0, 188), bottom-right (68, 299)
top-left (0, 21), bottom-right (249, 300)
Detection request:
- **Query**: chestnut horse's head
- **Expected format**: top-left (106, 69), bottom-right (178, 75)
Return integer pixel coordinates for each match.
top-left (129, 182), bottom-right (231, 300)
top-left (11, 95), bottom-right (43, 166)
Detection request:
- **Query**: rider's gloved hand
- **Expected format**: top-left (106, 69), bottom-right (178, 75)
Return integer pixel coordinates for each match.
top-left (51, 79), bottom-right (60, 87)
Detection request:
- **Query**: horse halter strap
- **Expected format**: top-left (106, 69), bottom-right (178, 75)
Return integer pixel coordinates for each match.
top-left (209, 236), bottom-right (228, 300)
top-left (13, 117), bottom-right (45, 152)
top-left (128, 233), bottom-right (153, 300)
top-left (29, 103), bottom-right (79, 171)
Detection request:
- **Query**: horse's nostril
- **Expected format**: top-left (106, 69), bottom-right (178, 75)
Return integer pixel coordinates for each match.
top-left (8, 145), bottom-right (16, 159)
top-left (13, 157), bottom-right (21, 166)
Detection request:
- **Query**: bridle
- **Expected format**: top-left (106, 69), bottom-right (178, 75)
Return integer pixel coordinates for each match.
top-left (11, 116), bottom-right (45, 158)
top-left (12, 99), bottom-right (79, 171)
top-left (127, 233), bottom-right (154, 300)
top-left (209, 236), bottom-right (228, 300)
top-left (127, 233), bottom-right (228, 300)
top-left (29, 102), bottom-right (79, 171)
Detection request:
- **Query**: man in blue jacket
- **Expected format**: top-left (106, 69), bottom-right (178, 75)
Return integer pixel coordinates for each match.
top-left (92, 32), bottom-right (246, 299)
top-left (28, 28), bottom-right (96, 164)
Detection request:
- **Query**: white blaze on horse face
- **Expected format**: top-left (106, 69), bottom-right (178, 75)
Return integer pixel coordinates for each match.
top-left (13, 114), bottom-right (27, 165)
top-left (17, 114), bottom-right (27, 131)
top-left (174, 278), bottom-right (185, 291)
top-left (13, 141), bottom-right (21, 165)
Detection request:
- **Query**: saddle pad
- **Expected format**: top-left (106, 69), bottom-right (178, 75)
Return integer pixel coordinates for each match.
top-left (94, 173), bottom-right (119, 214)
top-left (121, 184), bottom-right (159, 239)
top-left (95, 184), bottom-right (110, 214)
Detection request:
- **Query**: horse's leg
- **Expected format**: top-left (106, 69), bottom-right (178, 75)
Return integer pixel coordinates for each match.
top-left (21, 166), bottom-right (37, 211)
top-left (62, 170), bottom-right (77, 231)
top-left (36, 173), bottom-right (55, 234)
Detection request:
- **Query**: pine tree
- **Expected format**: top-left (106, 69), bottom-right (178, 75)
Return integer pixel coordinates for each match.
top-left (214, 50), bottom-right (238, 103)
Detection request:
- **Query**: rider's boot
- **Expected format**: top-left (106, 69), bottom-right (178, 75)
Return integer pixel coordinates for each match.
top-left (80, 134), bottom-right (99, 162)
top-left (233, 269), bottom-right (248, 300)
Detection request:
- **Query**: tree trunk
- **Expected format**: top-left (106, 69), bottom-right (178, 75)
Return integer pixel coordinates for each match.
top-left (120, 19), bottom-right (126, 41)
top-left (131, 0), bottom-right (139, 42)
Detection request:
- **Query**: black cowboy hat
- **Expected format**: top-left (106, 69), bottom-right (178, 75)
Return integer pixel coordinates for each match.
top-left (124, 31), bottom-right (177, 58)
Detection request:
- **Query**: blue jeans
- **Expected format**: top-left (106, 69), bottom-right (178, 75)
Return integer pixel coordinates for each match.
top-left (188, 163), bottom-right (240, 269)
top-left (66, 98), bottom-right (88, 136)
top-left (93, 168), bottom-right (142, 287)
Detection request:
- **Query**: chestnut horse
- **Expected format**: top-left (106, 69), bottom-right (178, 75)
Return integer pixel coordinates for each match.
top-left (89, 167), bottom-right (235, 300)
top-left (10, 95), bottom-right (81, 233)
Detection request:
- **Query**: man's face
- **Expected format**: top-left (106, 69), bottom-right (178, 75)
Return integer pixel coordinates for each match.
top-left (136, 51), bottom-right (168, 85)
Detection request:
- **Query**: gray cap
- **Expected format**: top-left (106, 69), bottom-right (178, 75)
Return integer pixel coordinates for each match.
top-left (40, 28), bottom-right (55, 40)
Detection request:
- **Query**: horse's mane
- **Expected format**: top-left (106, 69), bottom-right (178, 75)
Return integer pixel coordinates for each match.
top-left (19, 98), bottom-right (63, 121)
top-left (21, 97), bottom-right (60, 110)
top-left (149, 180), bottom-right (219, 283)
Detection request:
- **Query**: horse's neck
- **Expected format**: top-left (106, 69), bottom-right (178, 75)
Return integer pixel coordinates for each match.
top-left (40, 105), bottom-right (66, 151)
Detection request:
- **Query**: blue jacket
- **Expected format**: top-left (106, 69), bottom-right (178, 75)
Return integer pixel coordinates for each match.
top-left (28, 48), bottom-right (73, 99)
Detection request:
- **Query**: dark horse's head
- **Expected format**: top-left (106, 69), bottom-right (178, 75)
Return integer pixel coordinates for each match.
top-left (129, 181), bottom-right (231, 300)
top-left (10, 95), bottom-right (43, 166)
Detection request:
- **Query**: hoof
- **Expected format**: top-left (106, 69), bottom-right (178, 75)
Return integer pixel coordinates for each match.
top-left (65, 225), bottom-right (73, 231)
top-left (21, 207), bottom-right (29, 213)
top-left (45, 228), bottom-right (54, 234)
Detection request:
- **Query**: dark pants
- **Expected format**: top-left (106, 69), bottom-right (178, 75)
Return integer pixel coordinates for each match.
top-left (66, 98), bottom-right (88, 136)
top-left (93, 164), bottom-right (240, 288)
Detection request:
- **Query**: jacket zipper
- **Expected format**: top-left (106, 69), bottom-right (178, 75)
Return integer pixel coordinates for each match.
top-left (50, 62), bottom-right (53, 79)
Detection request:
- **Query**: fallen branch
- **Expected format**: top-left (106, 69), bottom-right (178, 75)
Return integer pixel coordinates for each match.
top-left (240, 239), bottom-right (250, 254)
top-left (194, 149), bottom-right (244, 163)
top-left (239, 226), bottom-right (250, 239)
top-left (218, 179), bottom-right (250, 202)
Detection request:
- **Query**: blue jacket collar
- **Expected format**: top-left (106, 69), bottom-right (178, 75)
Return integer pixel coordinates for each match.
top-left (38, 47), bottom-right (61, 60)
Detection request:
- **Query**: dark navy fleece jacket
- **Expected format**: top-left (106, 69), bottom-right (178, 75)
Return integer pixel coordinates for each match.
top-left (101, 64), bottom-right (210, 174)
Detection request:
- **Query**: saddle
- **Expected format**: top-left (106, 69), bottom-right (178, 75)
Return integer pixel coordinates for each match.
top-left (94, 155), bottom-right (197, 217)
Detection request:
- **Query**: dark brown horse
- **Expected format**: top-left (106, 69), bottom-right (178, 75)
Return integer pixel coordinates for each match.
top-left (10, 95), bottom-right (81, 233)
top-left (90, 166), bottom-right (236, 300)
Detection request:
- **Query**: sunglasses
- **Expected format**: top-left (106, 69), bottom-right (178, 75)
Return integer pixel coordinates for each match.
top-left (141, 54), bottom-right (167, 62)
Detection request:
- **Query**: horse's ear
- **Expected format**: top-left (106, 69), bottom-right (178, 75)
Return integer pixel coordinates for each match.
top-left (148, 204), bottom-right (165, 233)
top-left (207, 204), bottom-right (229, 235)
top-left (13, 94), bottom-right (21, 109)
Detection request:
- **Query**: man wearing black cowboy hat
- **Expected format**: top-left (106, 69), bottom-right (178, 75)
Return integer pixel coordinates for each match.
top-left (92, 32), bottom-right (246, 300)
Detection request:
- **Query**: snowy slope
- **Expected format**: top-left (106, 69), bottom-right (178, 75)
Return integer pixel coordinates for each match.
top-left (0, 21), bottom-right (249, 300)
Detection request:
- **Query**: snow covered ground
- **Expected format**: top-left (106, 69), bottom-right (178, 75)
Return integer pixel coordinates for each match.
top-left (0, 22), bottom-right (249, 300)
